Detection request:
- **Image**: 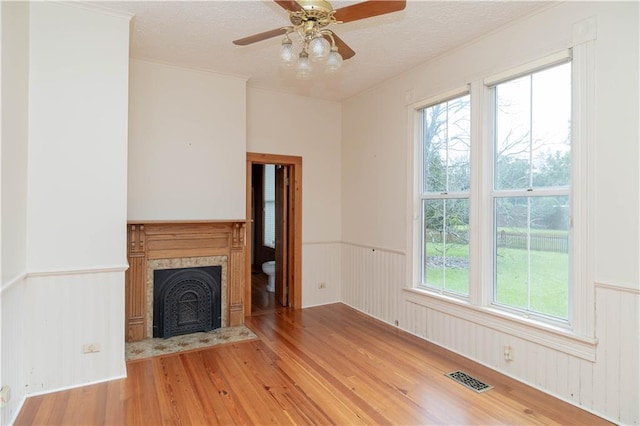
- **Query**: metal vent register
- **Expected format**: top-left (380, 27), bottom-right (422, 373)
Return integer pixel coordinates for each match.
top-left (445, 371), bottom-right (493, 393)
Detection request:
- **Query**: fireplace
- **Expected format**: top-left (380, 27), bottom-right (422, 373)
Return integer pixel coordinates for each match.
top-left (125, 221), bottom-right (246, 342)
top-left (153, 266), bottom-right (222, 338)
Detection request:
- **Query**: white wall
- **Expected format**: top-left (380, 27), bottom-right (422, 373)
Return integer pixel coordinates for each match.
top-left (22, 1), bottom-right (131, 399)
top-left (341, 2), bottom-right (638, 424)
top-left (128, 60), bottom-right (247, 221)
top-left (342, 82), bottom-right (407, 252)
top-left (1, 0), bottom-right (28, 284)
top-left (27, 2), bottom-right (130, 271)
top-left (129, 72), bottom-right (343, 306)
top-left (247, 88), bottom-right (342, 306)
top-left (1, 1), bottom-right (29, 423)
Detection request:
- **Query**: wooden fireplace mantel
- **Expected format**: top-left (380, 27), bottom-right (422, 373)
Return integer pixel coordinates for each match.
top-left (125, 220), bottom-right (247, 342)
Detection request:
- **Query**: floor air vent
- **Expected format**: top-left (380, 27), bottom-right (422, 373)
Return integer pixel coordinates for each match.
top-left (445, 370), bottom-right (492, 393)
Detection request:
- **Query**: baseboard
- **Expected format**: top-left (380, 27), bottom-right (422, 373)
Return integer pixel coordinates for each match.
top-left (7, 394), bottom-right (27, 426)
top-left (8, 374), bottom-right (127, 425)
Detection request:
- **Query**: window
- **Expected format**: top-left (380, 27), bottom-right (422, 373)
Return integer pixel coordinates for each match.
top-left (409, 46), bottom-right (599, 357)
top-left (263, 164), bottom-right (275, 248)
top-left (490, 61), bottom-right (572, 321)
top-left (419, 93), bottom-right (471, 296)
top-left (413, 52), bottom-right (578, 331)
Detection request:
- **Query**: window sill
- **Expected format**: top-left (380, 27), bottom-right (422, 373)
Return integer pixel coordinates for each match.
top-left (403, 287), bottom-right (597, 361)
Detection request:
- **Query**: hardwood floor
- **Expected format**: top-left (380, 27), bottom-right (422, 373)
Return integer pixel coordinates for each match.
top-left (250, 269), bottom-right (286, 315)
top-left (15, 303), bottom-right (609, 425)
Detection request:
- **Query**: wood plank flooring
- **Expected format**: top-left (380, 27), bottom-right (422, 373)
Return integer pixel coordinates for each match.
top-left (15, 303), bottom-right (609, 425)
top-left (250, 270), bottom-right (281, 315)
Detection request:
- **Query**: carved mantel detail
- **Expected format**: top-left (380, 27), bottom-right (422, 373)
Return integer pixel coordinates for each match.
top-left (125, 220), bottom-right (246, 342)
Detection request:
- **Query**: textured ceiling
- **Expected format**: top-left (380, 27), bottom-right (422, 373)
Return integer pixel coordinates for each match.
top-left (93, 0), bottom-right (551, 101)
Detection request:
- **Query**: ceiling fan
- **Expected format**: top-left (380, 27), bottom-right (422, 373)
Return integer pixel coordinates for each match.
top-left (233, 0), bottom-right (407, 78)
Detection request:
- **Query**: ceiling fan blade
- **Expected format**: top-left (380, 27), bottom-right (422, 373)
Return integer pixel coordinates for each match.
top-left (326, 32), bottom-right (355, 60)
top-left (274, 0), bottom-right (302, 12)
top-left (333, 0), bottom-right (406, 23)
top-left (233, 27), bottom-right (288, 46)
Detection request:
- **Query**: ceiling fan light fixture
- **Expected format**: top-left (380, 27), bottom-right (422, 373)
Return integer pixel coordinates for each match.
top-left (233, 0), bottom-right (407, 79)
top-left (280, 35), bottom-right (295, 66)
top-left (308, 35), bottom-right (330, 62)
top-left (296, 50), bottom-right (313, 80)
top-left (325, 46), bottom-right (343, 73)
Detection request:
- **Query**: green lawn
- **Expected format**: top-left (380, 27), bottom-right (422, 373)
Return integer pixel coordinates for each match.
top-left (425, 242), bottom-right (469, 295)
top-left (495, 247), bottom-right (568, 318)
top-left (424, 243), bottom-right (568, 319)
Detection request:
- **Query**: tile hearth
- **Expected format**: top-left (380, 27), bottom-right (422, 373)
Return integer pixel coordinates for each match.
top-left (125, 325), bottom-right (258, 361)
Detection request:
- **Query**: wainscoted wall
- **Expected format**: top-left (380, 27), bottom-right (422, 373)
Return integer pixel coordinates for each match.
top-left (340, 243), bottom-right (640, 424)
top-left (592, 284), bottom-right (639, 422)
top-left (24, 270), bottom-right (126, 394)
top-left (1, 276), bottom-right (27, 425)
top-left (340, 243), bottom-right (405, 322)
top-left (0, 2), bottom-right (131, 423)
top-left (302, 243), bottom-right (342, 308)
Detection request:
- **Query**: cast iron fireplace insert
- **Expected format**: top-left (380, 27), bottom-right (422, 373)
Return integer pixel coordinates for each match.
top-left (153, 266), bottom-right (222, 338)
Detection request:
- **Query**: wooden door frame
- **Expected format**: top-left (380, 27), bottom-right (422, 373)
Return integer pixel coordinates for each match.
top-left (246, 153), bottom-right (302, 316)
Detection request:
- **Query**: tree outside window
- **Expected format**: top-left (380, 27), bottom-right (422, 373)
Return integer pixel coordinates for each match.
top-left (420, 94), bottom-right (471, 295)
top-left (492, 61), bottom-right (572, 320)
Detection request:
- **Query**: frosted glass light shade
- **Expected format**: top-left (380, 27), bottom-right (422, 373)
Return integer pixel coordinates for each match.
top-left (296, 52), bottom-right (312, 80)
top-left (325, 48), bottom-right (343, 73)
top-left (309, 36), bottom-right (330, 62)
top-left (280, 37), bottom-right (295, 67)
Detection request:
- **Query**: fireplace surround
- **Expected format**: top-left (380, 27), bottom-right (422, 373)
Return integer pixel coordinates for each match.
top-left (125, 221), bottom-right (246, 342)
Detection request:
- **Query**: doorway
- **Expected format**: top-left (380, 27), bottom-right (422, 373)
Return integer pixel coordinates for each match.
top-left (245, 153), bottom-right (302, 316)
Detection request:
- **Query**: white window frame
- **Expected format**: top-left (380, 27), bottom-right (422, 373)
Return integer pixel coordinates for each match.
top-left (486, 53), bottom-right (573, 325)
top-left (417, 88), bottom-right (472, 298)
top-left (406, 43), bottom-right (597, 359)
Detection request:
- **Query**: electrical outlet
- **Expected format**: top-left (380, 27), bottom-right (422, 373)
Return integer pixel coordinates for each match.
top-left (82, 343), bottom-right (101, 353)
top-left (318, 282), bottom-right (326, 289)
top-left (0, 386), bottom-right (11, 408)
top-left (503, 345), bottom-right (514, 362)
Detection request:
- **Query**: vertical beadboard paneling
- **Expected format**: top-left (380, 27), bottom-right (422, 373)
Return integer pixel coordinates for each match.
top-left (401, 286), bottom-right (639, 424)
top-left (25, 270), bottom-right (126, 393)
top-left (341, 243), bottom-right (405, 326)
top-left (579, 357), bottom-right (594, 409)
top-left (564, 354), bottom-right (580, 404)
top-left (555, 352), bottom-right (570, 399)
top-left (340, 242), bottom-right (639, 423)
top-left (594, 285), bottom-right (640, 424)
top-left (598, 287), bottom-right (618, 416)
top-left (1, 276), bottom-right (27, 425)
top-left (302, 243), bottom-right (341, 308)
top-left (618, 291), bottom-right (640, 423)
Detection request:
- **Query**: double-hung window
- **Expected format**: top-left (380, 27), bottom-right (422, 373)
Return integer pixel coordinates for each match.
top-left (419, 92), bottom-right (471, 296)
top-left (416, 51), bottom-right (577, 330)
top-left (489, 61), bottom-right (572, 322)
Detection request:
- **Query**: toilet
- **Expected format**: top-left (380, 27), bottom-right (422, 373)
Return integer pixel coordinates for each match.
top-left (261, 261), bottom-right (276, 292)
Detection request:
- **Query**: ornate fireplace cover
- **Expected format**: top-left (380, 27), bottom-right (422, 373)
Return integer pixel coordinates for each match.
top-left (153, 266), bottom-right (222, 338)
